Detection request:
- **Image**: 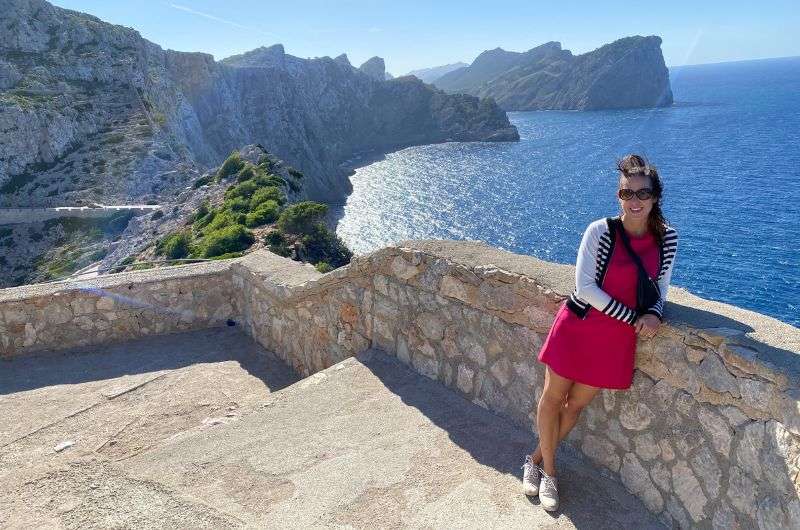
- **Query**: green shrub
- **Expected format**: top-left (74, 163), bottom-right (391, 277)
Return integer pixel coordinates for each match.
top-left (192, 204), bottom-right (217, 231)
top-left (156, 231), bottom-right (191, 259)
top-left (245, 200), bottom-right (279, 227)
top-left (197, 225), bottom-right (254, 258)
top-left (257, 174), bottom-right (286, 188)
top-left (264, 230), bottom-right (291, 257)
top-left (258, 155), bottom-right (275, 169)
top-left (263, 230), bottom-right (285, 246)
top-left (224, 180), bottom-right (259, 201)
top-left (249, 187), bottom-right (284, 209)
top-left (216, 151), bottom-right (244, 181)
top-left (236, 165), bottom-right (257, 182)
top-left (300, 225), bottom-right (352, 268)
top-left (315, 261), bottom-right (333, 273)
top-left (225, 196), bottom-right (249, 212)
top-left (276, 201), bottom-right (328, 235)
top-left (201, 210), bottom-right (243, 233)
top-left (192, 199), bottom-right (210, 221)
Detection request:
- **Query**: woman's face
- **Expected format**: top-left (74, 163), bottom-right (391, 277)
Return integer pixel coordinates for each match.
top-left (618, 174), bottom-right (655, 221)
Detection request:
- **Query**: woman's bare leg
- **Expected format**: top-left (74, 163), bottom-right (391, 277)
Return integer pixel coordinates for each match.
top-left (530, 380), bottom-right (602, 468)
top-left (535, 365), bottom-right (574, 476)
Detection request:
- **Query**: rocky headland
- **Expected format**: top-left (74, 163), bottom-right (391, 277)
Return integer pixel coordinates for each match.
top-left (0, 0), bottom-right (518, 209)
top-left (432, 36), bottom-right (673, 111)
top-left (0, 0), bottom-right (518, 286)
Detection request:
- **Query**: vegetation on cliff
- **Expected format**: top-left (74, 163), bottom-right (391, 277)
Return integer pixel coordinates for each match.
top-left (151, 150), bottom-right (352, 271)
top-left (29, 212), bottom-right (132, 283)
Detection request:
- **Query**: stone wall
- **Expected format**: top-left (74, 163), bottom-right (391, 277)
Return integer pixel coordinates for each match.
top-left (0, 261), bottom-right (236, 356)
top-left (2, 240), bottom-right (798, 528)
top-left (354, 241), bottom-right (800, 530)
top-left (230, 251), bottom-right (374, 376)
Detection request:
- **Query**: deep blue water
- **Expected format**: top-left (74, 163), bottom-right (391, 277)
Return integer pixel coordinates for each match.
top-left (334, 57), bottom-right (800, 327)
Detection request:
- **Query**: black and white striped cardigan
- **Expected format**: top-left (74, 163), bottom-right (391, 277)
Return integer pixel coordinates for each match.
top-left (565, 216), bottom-right (678, 325)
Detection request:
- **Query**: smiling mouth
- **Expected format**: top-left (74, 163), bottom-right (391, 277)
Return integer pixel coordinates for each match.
top-left (630, 207), bottom-right (643, 213)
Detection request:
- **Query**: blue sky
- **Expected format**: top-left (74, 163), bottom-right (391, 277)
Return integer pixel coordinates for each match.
top-left (51, 0), bottom-right (800, 74)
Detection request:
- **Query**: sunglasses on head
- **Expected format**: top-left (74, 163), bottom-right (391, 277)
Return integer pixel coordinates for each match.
top-left (618, 188), bottom-right (654, 201)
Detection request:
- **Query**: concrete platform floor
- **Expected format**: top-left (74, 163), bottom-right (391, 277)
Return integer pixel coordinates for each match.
top-left (0, 328), bottom-right (664, 529)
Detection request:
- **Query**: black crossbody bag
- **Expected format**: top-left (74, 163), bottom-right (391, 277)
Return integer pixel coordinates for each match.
top-left (614, 219), bottom-right (661, 316)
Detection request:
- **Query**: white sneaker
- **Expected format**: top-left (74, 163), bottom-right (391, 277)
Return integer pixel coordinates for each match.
top-left (539, 469), bottom-right (559, 511)
top-left (520, 455), bottom-right (541, 496)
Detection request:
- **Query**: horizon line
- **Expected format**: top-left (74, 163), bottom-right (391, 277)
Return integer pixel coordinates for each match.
top-left (666, 54), bottom-right (800, 69)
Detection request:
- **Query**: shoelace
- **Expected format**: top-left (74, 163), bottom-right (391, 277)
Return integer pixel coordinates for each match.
top-left (520, 457), bottom-right (537, 473)
top-left (520, 458), bottom-right (541, 487)
top-left (540, 470), bottom-right (558, 495)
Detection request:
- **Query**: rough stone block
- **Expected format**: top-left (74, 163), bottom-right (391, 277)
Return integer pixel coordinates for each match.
top-left (697, 405), bottom-right (733, 457)
top-left (671, 460), bottom-right (707, 522)
top-left (689, 446), bottom-right (721, 497)
top-left (697, 353), bottom-right (740, 396)
top-left (621, 453), bottom-right (664, 513)
top-left (581, 434), bottom-right (620, 472)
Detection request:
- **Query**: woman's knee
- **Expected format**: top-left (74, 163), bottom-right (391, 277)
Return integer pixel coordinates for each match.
top-left (540, 366), bottom-right (572, 410)
top-left (562, 399), bottom-right (588, 419)
top-left (539, 387), bottom-right (568, 411)
top-left (563, 386), bottom-right (601, 418)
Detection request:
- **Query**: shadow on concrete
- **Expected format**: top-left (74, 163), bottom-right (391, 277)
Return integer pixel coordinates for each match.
top-left (0, 327), bottom-right (300, 396)
top-left (355, 348), bottom-right (666, 529)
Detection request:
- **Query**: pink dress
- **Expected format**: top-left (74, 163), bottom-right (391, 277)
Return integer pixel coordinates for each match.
top-left (537, 227), bottom-right (661, 389)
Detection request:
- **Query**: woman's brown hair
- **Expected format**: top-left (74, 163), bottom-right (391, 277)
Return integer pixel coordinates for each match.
top-left (617, 154), bottom-right (668, 246)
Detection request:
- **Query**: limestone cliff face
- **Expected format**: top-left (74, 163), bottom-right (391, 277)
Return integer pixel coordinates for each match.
top-left (434, 36), bottom-right (673, 111)
top-left (358, 56), bottom-right (386, 81)
top-left (0, 0), bottom-right (518, 207)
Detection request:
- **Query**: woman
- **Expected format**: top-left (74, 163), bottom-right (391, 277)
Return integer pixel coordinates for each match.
top-left (521, 154), bottom-right (678, 511)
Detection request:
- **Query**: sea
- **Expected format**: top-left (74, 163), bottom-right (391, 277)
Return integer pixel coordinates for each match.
top-left (333, 56), bottom-right (800, 327)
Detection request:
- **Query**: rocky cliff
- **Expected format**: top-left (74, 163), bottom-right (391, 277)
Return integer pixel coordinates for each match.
top-left (0, 0), bottom-right (518, 209)
top-left (433, 36), bottom-right (673, 111)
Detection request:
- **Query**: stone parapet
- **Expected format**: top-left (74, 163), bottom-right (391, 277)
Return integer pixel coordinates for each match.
top-left (0, 260), bottom-right (236, 356)
top-left (2, 240), bottom-right (798, 528)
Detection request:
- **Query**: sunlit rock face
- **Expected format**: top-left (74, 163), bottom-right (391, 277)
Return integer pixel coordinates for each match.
top-left (0, 0), bottom-right (518, 208)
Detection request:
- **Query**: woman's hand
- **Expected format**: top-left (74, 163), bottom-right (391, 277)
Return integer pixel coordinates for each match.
top-left (634, 314), bottom-right (660, 339)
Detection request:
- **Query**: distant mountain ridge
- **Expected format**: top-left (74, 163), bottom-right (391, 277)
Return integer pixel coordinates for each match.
top-left (433, 36), bottom-right (673, 111)
top-left (407, 62), bottom-right (469, 84)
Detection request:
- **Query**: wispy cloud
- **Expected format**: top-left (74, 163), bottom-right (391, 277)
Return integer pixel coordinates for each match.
top-left (169, 3), bottom-right (277, 38)
top-left (368, 27), bottom-right (382, 33)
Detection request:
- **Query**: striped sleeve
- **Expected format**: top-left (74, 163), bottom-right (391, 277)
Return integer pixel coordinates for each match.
top-left (574, 220), bottom-right (638, 325)
top-left (644, 227), bottom-right (678, 321)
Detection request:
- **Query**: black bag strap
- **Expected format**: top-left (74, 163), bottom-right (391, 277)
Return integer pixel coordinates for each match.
top-left (613, 217), bottom-right (651, 279)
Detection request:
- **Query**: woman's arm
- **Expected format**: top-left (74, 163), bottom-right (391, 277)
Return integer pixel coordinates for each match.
top-left (643, 229), bottom-right (678, 321)
top-left (575, 220), bottom-right (638, 325)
